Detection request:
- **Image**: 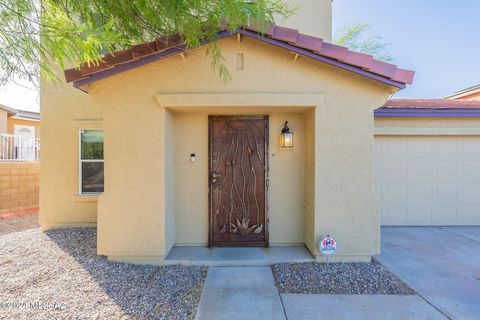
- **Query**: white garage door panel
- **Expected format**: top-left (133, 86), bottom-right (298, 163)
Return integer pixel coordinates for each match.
top-left (375, 136), bottom-right (480, 226)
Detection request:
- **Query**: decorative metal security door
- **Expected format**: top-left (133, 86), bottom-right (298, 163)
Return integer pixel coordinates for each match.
top-left (209, 116), bottom-right (268, 247)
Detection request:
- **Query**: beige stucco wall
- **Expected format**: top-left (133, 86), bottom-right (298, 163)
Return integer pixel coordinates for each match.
top-left (95, 93), bottom-right (167, 260)
top-left (0, 109), bottom-right (7, 134)
top-left (39, 76), bottom-right (102, 229)
top-left (304, 108), bottom-right (316, 251)
top-left (284, 0), bottom-right (332, 41)
top-left (173, 113), bottom-right (208, 245)
top-left (42, 34), bottom-right (395, 263)
top-left (165, 109), bottom-right (176, 253)
top-left (269, 113), bottom-right (305, 244)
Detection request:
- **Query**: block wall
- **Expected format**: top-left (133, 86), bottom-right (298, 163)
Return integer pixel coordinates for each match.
top-left (0, 162), bottom-right (39, 213)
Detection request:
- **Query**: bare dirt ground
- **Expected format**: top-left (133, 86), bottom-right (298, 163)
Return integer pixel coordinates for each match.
top-left (0, 213), bottom-right (39, 236)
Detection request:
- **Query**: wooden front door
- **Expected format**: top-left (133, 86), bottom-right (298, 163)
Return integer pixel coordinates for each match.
top-left (209, 116), bottom-right (268, 247)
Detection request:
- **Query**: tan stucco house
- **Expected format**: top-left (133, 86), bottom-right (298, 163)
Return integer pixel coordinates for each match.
top-left (40, 0), bottom-right (416, 264)
top-left (0, 104), bottom-right (40, 139)
top-left (0, 104), bottom-right (40, 162)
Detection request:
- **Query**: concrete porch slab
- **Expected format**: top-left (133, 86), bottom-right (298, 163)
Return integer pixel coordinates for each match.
top-left (281, 294), bottom-right (447, 320)
top-left (165, 245), bottom-right (314, 266)
top-left (195, 267), bottom-right (285, 320)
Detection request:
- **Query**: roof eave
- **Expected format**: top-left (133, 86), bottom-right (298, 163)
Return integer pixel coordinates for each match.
top-left (375, 108), bottom-right (480, 117)
top-left (239, 29), bottom-right (406, 90)
top-left (11, 115), bottom-right (40, 121)
top-left (73, 30), bottom-right (407, 91)
top-left (73, 46), bottom-right (188, 91)
top-left (0, 104), bottom-right (18, 116)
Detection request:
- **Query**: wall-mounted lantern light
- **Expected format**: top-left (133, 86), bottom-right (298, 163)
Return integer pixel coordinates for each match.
top-left (280, 121), bottom-right (294, 148)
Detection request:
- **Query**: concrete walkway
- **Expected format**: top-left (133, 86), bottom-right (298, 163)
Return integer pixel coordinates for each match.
top-left (376, 227), bottom-right (480, 320)
top-left (281, 294), bottom-right (446, 320)
top-left (195, 265), bottom-right (445, 320)
top-left (195, 227), bottom-right (480, 319)
top-left (195, 267), bottom-right (285, 320)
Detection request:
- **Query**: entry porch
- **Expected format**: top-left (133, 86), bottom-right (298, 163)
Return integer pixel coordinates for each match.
top-left (96, 93), bottom-right (379, 264)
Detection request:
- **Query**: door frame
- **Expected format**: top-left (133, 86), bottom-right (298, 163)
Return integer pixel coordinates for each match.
top-left (208, 115), bottom-right (269, 247)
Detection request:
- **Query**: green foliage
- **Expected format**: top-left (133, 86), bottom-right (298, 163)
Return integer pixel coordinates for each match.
top-left (334, 22), bottom-right (393, 62)
top-left (0, 0), bottom-right (295, 86)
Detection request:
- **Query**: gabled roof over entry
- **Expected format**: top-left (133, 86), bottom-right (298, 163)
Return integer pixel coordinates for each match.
top-left (375, 99), bottom-right (480, 117)
top-left (65, 25), bottom-right (415, 90)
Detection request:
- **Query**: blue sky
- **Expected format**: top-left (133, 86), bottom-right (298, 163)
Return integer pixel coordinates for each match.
top-left (333, 0), bottom-right (480, 98)
top-left (1, 1), bottom-right (479, 111)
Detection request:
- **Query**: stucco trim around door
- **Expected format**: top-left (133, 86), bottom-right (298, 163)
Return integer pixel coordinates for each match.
top-left (154, 93), bottom-right (325, 110)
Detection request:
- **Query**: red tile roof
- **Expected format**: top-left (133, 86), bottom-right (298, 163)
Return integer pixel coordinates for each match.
top-left (382, 99), bottom-right (480, 109)
top-left (65, 25), bottom-right (415, 88)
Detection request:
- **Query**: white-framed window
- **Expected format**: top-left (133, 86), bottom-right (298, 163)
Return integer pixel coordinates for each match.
top-left (79, 130), bottom-right (104, 194)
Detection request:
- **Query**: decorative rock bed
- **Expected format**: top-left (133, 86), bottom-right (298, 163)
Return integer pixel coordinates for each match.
top-left (0, 227), bottom-right (207, 320)
top-left (0, 214), bottom-right (38, 236)
top-left (272, 261), bottom-right (415, 295)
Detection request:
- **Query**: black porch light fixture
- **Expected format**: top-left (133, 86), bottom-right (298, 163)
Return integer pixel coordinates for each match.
top-left (280, 121), bottom-right (294, 148)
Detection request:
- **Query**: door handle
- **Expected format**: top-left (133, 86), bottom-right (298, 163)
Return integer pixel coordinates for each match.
top-left (211, 172), bottom-right (220, 183)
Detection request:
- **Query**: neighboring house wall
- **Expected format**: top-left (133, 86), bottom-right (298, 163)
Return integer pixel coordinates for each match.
top-left (42, 35), bottom-right (396, 263)
top-left (0, 162), bottom-right (39, 213)
top-left (7, 118), bottom-right (40, 139)
top-left (0, 109), bottom-right (7, 134)
top-left (446, 85), bottom-right (480, 101)
top-left (1, 108), bottom-right (40, 212)
top-left (453, 92), bottom-right (480, 101)
top-left (374, 116), bottom-right (480, 226)
top-left (457, 92), bottom-right (480, 101)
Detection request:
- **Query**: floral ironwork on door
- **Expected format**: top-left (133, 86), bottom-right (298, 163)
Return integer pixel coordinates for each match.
top-left (209, 117), bottom-right (268, 246)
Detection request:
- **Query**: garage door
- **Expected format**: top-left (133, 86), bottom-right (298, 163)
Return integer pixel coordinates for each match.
top-left (374, 136), bottom-right (480, 226)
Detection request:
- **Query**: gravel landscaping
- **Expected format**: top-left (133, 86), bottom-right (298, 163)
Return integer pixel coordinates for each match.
top-left (272, 261), bottom-right (415, 295)
top-left (0, 227), bottom-right (207, 320)
top-left (0, 214), bottom-right (39, 236)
